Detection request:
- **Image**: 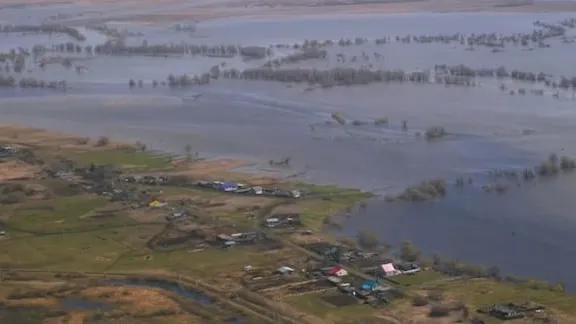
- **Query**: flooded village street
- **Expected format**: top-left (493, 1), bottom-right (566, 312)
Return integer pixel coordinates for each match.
top-left (4, 0), bottom-right (576, 290)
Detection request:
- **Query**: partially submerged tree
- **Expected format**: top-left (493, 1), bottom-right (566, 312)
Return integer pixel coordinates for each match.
top-left (357, 229), bottom-right (379, 250)
top-left (425, 126), bottom-right (447, 140)
top-left (400, 240), bottom-right (421, 262)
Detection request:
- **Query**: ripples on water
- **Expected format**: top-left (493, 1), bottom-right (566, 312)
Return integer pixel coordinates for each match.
top-left (2, 8), bottom-right (576, 287)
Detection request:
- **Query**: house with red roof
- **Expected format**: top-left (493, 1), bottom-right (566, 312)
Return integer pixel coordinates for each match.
top-left (326, 265), bottom-right (348, 277)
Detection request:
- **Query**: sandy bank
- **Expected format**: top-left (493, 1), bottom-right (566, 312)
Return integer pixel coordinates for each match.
top-left (4, 0), bottom-right (576, 24)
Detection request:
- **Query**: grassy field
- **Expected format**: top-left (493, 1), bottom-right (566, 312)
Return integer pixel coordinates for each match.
top-left (291, 192), bottom-right (371, 231)
top-left (0, 195), bottom-right (124, 233)
top-left (392, 271), bottom-right (445, 287)
top-left (285, 292), bottom-right (375, 323)
top-left (60, 148), bottom-right (171, 170)
top-left (436, 278), bottom-right (576, 314)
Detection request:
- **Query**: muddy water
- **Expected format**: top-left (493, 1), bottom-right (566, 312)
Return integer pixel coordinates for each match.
top-left (2, 9), bottom-right (576, 287)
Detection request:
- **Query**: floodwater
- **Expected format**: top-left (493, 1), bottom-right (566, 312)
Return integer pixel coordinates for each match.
top-left (2, 7), bottom-right (576, 287)
top-left (59, 297), bottom-right (113, 311)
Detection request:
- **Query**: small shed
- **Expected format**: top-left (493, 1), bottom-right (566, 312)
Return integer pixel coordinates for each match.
top-left (219, 182), bottom-right (238, 192)
top-left (327, 266), bottom-right (348, 277)
top-left (278, 266), bottom-right (295, 275)
top-left (381, 263), bottom-right (401, 277)
top-left (361, 280), bottom-right (378, 291)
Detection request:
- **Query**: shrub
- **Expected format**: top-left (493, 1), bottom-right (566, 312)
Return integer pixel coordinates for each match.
top-left (560, 156), bottom-right (576, 170)
top-left (357, 230), bottom-right (379, 249)
top-left (95, 136), bottom-right (110, 147)
top-left (536, 161), bottom-right (559, 176)
top-left (412, 295), bottom-right (429, 306)
top-left (427, 290), bottom-right (444, 302)
top-left (425, 126), bottom-right (447, 140)
top-left (374, 118), bottom-right (389, 125)
top-left (75, 137), bottom-right (89, 145)
top-left (0, 192), bottom-right (26, 204)
top-left (330, 112), bottom-right (346, 125)
top-left (429, 304), bottom-right (451, 317)
top-left (391, 179), bottom-right (447, 202)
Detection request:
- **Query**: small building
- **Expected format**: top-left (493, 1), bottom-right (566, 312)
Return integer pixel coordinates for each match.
top-left (361, 280), bottom-right (378, 291)
top-left (278, 266), bottom-right (295, 275)
top-left (381, 263), bottom-right (401, 277)
top-left (489, 305), bottom-right (525, 320)
top-left (217, 234), bottom-right (233, 241)
top-left (327, 276), bottom-right (342, 285)
top-left (326, 266), bottom-right (348, 277)
top-left (219, 182), bottom-right (238, 192)
top-left (149, 200), bottom-right (167, 208)
top-left (266, 218), bottom-right (280, 228)
top-left (397, 262), bottom-right (421, 274)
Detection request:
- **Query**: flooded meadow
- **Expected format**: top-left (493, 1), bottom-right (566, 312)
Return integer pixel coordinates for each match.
top-left (2, 4), bottom-right (576, 287)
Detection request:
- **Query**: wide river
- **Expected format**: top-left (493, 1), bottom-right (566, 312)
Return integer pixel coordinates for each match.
top-left (2, 9), bottom-right (576, 289)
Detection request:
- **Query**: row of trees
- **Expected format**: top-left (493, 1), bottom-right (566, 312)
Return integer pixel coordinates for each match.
top-left (0, 75), bottom-right (66, 89)
top-left (0, 24), bottom-right (85, 41)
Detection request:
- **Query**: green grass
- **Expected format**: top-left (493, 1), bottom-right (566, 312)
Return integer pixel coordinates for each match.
top-left (1, 195), bottom-right (132, 233)
top-left (436, 278), bottom-right (576, 315)
top-left (110, 245), bottom-right (279, 277)
top-left (285, 293), bottom-right (373, 322)
top-left (0, 225), bottom-right (160, 272)
top-left (294, 183), bottom-right (371, 196)
top-left (393, 271), bottom-right (445, 287)
top-left (294, 194), bottom-right (371, 231)
top-left (63, 148), bottom-right (169, 170)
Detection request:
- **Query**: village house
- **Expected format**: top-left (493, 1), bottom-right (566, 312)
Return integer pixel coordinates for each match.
top-left (323, 265), bottom-right (348, 277)
top-left (265, 213), bottom-right (302, 228)
top-left (396, 262), bottom-right (421, 274)
top-left (381, 263), bottom-right (401, 277)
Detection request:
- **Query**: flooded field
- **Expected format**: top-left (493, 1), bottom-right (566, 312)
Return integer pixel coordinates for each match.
top-left (2, 3), bottom-right (576, 288)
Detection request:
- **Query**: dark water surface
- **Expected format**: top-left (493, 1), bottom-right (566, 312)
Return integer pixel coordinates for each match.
top-left (341, 171), bottom-right (576, 290)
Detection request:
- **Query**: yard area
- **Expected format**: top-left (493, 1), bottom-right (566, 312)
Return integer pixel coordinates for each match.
top-left (285, 292), bottom-right (375, 323)
top-left (434, 278), bottom-right (576, 321)
top-left (392, 271), bottom-right (446, 287)
top-left (290, 193), bottom-right (371, 231)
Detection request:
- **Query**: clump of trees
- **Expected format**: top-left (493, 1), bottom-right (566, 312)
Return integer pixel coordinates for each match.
top-left (0, 24), bottom-right (85, 41)
top-left (387, 179), bottom-right (447, 202)
top-left (95, 136), bottom-right (109, 147)
top-left (374, 118), bottom-right (389, 126)
top-left (263, 48), bottom-right (327, 68)
top-left (425, 126), bottom-right (447, 140)
top-left (357, 229), bottom-right (379, 250)
top-left (330, 112), bottom-right (346, 125)
top-left (223, 67), bottom-right (430, 88)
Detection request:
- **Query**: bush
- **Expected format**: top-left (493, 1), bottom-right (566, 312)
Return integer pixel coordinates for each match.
top-left (330, 112), bottom-right (346, 125)
top-left (429, 305), bottom-right (451, 317)
top-left (412, 295), bottom-right (429, 306)
top-left (425, 126), bottom-right (447, 140)
top-left (390, 179), bottom-right (447, 202)
top-left (374, 117), bottom-right (389, 125)
top-left (357, 230), bottom-right (379, 249)
top-left (0, 192), bottom-right (26, 204)
top-left (536, 161), bottom-right (559, 176)
top-left (95, 136), bottom-right (110, 147)
top-left (75, 137), bottom-right (89, 145)
top-left (427, 290), bottom-right (444, 302)
top-left (560, 156), bottom-right (576, 170)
